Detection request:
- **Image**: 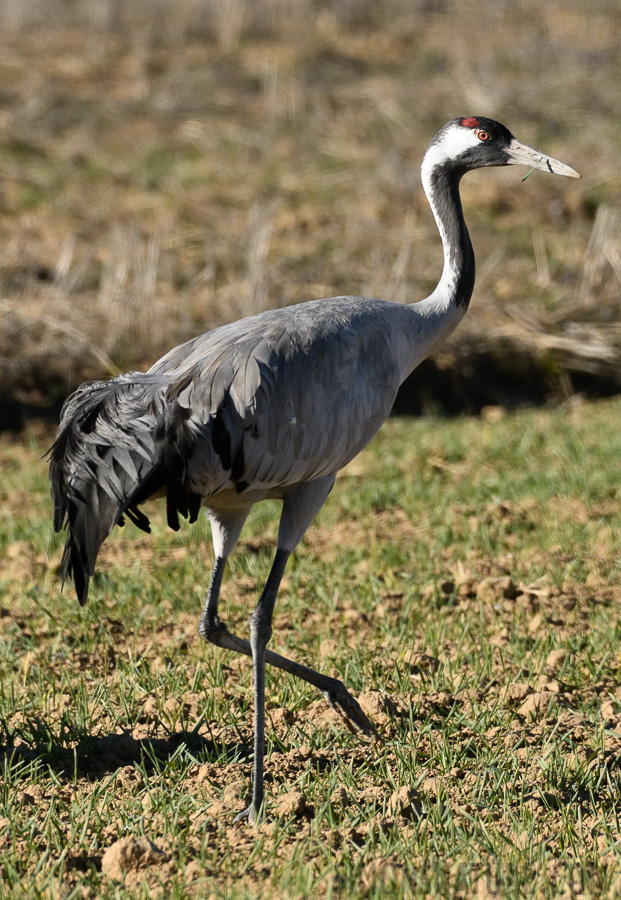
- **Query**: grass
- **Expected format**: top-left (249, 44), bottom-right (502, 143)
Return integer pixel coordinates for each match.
top-left (1, 399), bottom-right (620, 897)
top-left (0, 1), bottom-right (620, 894)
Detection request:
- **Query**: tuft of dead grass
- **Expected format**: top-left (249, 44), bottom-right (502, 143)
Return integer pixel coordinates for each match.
top-left (0, 0), bottom-right (619, 419)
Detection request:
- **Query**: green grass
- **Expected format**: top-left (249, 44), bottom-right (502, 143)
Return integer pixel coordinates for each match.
top-left (1, 400), bottom-right (621, 897)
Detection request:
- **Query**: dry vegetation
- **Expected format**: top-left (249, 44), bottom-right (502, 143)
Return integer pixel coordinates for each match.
top-left (0, 0), bottom-right (619, 424)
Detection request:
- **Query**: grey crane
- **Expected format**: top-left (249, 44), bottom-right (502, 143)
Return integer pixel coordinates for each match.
top-left (49, 117), bottom-right (579, 824)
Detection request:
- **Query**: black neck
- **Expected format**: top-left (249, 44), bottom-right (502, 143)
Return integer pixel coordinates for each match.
top-left (427, 163), bottom-right (476, 310)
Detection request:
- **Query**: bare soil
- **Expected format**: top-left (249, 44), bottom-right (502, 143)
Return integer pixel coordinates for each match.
top-left (3, 488), bottom-right (620, 896)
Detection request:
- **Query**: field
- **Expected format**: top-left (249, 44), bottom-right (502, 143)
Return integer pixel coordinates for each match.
top-left (1, 401), bottom-right (621, 898)
top-left (0, 0), bottom-right (619, 419)
top-left (1, 0), bottom-right (621, 897)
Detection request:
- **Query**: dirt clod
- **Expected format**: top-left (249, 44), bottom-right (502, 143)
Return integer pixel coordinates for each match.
top-left (402, 651), bottom-right (440, 674)
top-left (140, 694), bottom-right (159, 722)
top-left (268, 707), bottom-right (295, 730)
top-left (544, 649), bottom-right (572, 676)
top-left (185, 859), bottom-right (204, 882)
top-left (517, 691), bottom-right (557, 721)
top-left (505, 683), bottom-right (533, 705)
top-left (360, 858), bottom-right (406, 890)
top-left (101, 836), bottom-right (169, 881)
top-left (357, 691), bottom-right (402, 726)
top-left (275, 790), bottom-right (312, 819)
top-left (388, 786), bottom-right (422, 820)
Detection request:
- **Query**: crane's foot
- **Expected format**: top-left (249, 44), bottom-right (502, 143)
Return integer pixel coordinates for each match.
top-left (323, 680), bottom-right (380, 739)
top-left (198, 616), bottom-right (379, 738)
top-left (198, 616), bottom-right (249, 656)
top-left (233, 801), bottom-right (267, 827)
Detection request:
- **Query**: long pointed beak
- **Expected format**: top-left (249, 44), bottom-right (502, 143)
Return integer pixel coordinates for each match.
top-left (507, 138), bottom-right (581, 178)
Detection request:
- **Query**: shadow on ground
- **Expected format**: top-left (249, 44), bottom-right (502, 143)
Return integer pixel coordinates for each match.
top-left (0, 726), bottom-right (253, 780)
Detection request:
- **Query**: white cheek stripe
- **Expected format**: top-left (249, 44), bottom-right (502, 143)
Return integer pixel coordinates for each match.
top-left (421, 125), bottom-right (480, 176)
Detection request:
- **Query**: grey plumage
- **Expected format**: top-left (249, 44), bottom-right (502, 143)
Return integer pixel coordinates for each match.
top-left (52, 297), bottom-right (406, 602)
top-left (50, 117), bottom-right (579, 823)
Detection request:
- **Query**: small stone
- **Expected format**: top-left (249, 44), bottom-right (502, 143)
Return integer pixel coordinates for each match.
top-left (402, 651), bottom-right (440, 674)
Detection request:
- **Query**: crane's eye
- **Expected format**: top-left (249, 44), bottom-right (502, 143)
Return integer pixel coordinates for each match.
top-left (475, 130), bottom-right (490, 141)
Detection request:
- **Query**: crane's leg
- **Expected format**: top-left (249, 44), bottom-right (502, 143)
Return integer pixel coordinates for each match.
top-left (198, 485), bottom-right (378, 825)
top-left (199, 502), bottom-right (376, 742)
top-left (232, 477), bottom-right (378, 825)
top-left (234, 545), bottom-right (290, 824)
top-left (198, 507), bottom-right (250, 642)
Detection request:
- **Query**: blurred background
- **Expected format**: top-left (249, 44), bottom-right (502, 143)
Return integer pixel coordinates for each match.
top-left (0, 0), bottom-right (619, 426)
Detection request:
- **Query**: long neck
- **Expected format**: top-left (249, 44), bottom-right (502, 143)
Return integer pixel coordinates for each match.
top-left (422, 158), bottom-right (475, 315)
top-left (392, 157), bottom-right (476, 379)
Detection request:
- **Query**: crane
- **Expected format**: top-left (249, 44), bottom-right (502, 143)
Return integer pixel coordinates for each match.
top-left (49, 117), bottom-right (579, 824)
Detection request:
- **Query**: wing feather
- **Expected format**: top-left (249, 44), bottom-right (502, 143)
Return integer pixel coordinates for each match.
top-left (147, 296), bottom-right (404, 496)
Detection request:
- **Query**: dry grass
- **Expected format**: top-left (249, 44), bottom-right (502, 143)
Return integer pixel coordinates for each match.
top-left (0, 0), bottom-right (619, 417)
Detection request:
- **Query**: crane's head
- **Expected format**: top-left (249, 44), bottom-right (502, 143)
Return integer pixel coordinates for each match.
top-left (424, 117), bottom-right (580, 179)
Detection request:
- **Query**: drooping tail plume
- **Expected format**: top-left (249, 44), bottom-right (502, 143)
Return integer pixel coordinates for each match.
top-left (49, 374), bottom-right (167, 605)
